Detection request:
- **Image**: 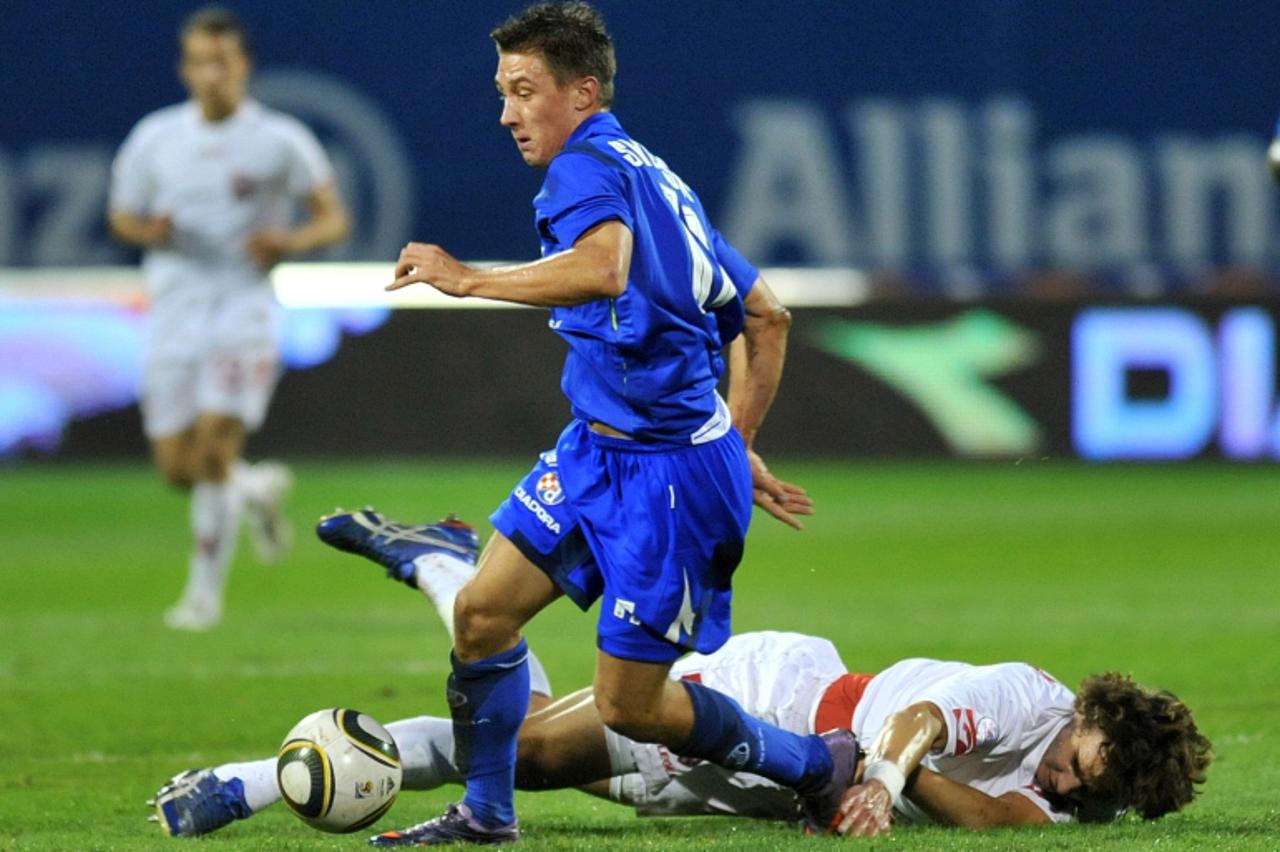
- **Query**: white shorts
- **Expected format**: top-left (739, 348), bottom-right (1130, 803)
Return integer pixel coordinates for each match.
top-left (141, 284), bottom-right (281, 439)
top-left (612, 631), bottom-right (849, 818)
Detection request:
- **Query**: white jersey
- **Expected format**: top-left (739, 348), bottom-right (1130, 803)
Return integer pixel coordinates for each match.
top-left (853, 658), bottom-right (1075, 824)
top-left (111, 98), bottom-right (333, 436)
top-left (109, 98), bottom-right (333, 299)
top-left (612, 633), bottom-right (1076, 826)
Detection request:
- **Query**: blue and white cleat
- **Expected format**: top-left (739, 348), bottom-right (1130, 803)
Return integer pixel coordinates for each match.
top-left (316, 508), bottom-right (480, 586)
top-left (369, 802), bottom-right (519, 847)
top-left (148, 768), bottom-right (251, 837)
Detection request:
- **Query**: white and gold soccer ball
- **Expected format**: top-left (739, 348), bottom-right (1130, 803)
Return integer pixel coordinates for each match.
top-left (277, 708), bottom-right (402, 833)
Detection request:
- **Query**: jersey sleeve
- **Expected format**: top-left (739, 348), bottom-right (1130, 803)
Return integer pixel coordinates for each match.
top-left (710, 229), bottom-right (759, 297)
top-left (540, 149), bottom-right (633, 248)
top-left (915, 665), bottom-right (1031, 759)
top-left (109, 120), bottom-right (156, 214)
top-left (278, 116), bottom-right (335, 198)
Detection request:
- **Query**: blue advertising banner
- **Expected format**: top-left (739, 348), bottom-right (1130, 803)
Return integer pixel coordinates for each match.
top-left (4, 1), bottom-right (1280, 293)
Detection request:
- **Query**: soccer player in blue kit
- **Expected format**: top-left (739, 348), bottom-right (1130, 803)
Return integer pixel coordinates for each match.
top-left (375, 3), bottom-right (843, 845)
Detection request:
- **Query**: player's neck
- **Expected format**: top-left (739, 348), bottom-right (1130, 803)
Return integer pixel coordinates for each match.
top-left (196, 98), bottom-right (243, 124)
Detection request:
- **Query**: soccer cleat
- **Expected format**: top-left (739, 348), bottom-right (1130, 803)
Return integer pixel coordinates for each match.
top-left (149, 769), bottom-right (251, 837)
top-left (163, 595), bottom-right (222, 632)
top-left (368, 802), bottom-right (518, 847)
top-left (799, 729), bottom-right (862, 835)
top-left (245, 462), bottom-right (295, 565)
top-left (316, 508), bottom-right (480, 586)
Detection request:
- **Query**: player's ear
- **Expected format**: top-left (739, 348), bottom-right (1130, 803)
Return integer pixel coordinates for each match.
top-left (574, 76), bottom-right (600, 111)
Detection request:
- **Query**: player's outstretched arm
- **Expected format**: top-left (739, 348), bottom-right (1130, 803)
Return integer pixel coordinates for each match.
top-left (835, 701), bottom-right (945, 837)
top-left (906, 768), bottom-right (1051, 829)
top-left (389, 220), bottom-right (632, 307)
top-left (729, 280), bottom-right (813, 529)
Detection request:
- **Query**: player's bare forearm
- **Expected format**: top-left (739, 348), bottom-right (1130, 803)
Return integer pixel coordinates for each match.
top-left (107, 209), bottom-right (171, 248)
top-left (728, 278), bottom-right (812, 528)
top-left (390, 220), bottom-right (631, 306)
top-left (289, 183), bottom-right (351, 253)
top-left (836, 702), bottom-right (945, 836)
top-left (728, 278), bottom-right (789, 446)
top-left (907, 768), bottom-right (1051, 828)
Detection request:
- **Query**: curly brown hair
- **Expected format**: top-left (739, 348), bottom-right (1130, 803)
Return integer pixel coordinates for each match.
top-left (491, 2), bottom-right (616, 107)
top-left (1076, 672), bottom-right (1213, 819)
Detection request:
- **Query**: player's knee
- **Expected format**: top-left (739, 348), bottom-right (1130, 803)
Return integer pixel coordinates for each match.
top-left (155, 456), bottom-right (194, 489)
top-left (594, 691), bottom-right (659, 742)
top-left (452, 586), bottom-right (516, 658)
top-left (159, 465), bottom-right (194, 490)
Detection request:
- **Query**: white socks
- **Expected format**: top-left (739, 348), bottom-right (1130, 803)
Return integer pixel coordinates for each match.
top-left (177, 480), bottom-right (242, 609)
top-left (411, 552), bottom-right (475, 636)
top-left (388, 716), bottom-right (464, 790)
top-left (214, 760), bottom-right (281, 813)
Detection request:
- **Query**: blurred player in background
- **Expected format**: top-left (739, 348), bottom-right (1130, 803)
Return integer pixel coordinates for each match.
top-left (380, 2), bottom-right (830, 844)
top-left (107, 6), bottom-right (350, 631)
top-left (150, 509), bottom-right (1212, 838)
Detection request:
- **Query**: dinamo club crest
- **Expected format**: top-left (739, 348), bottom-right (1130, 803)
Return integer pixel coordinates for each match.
top-left (536, 471), bottom-right (564, 506)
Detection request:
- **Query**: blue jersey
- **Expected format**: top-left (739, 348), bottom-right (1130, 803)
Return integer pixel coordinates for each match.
top-left (533, 112), bottom-right (759, 443)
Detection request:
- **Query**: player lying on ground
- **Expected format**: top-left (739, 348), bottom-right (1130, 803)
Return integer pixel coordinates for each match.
top-left (152, 510), bottom-right (1212, 839)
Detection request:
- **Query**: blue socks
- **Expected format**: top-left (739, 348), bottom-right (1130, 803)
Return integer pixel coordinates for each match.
top-left (678, 679), bottom-right (832, 792)
top-left (448, 639), bottom-right (530, 827)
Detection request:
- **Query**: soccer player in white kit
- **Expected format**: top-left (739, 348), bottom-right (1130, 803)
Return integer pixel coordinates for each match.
top-left (108, 7), bottom-right (349, 631)
top-left (151, 512), bottom-right (1211, 837)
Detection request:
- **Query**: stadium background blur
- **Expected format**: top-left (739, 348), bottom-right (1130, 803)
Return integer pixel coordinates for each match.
top-left (2, 1), bottom-right (1278, 848)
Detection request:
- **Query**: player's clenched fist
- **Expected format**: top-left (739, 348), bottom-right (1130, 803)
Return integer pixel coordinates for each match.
top-left (389, 242), bottom-right (473, 296)
top-left (835, 781), bottom-right (894, 837)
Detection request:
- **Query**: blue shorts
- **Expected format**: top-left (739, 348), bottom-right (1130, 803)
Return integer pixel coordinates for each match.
top-left (490, 420), bottom-right (753, 664)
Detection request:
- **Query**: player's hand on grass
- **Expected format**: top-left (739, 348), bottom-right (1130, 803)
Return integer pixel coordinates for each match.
top-left (247, 229), bottom-right (295, 270)
top-left (390, 242), bottom-right (473, 296)
top-left (747, 448), bottom-right (812, 530)
top-left (835, 780), bottom-right (894, 837)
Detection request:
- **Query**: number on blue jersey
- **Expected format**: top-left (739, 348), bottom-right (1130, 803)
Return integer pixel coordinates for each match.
top-left (606, 139), bottom-right (737, 314)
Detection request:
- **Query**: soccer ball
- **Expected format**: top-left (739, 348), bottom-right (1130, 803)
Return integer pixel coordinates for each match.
top-left (277, 708), bottom-right (402, 833)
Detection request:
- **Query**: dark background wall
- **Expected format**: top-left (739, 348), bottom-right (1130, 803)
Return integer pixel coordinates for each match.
top-left (5, 1), bottom-right (1280, 288)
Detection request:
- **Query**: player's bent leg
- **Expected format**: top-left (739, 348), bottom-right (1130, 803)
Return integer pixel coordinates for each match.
top-left (235, 460), bottom-right (295, 565)
top-left (515, 687), bottom-right (613, 790)
top-left (595, 650), bottom-right (859, 835)
top-left (373, 534), bottom-right (559, 846)
top-left (451, 532), bottom-right (560, 662)
top-left (163, 414), bottom-right (247, 631)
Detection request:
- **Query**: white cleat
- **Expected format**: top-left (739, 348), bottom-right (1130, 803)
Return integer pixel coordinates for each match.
top-left (164, 595), bottom-right (222, 632)
top-left (245, 462), bottom-right (294, 566)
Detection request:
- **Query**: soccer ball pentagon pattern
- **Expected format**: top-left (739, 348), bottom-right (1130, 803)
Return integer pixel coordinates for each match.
top-left (276, 708), bottom-right (402, 833)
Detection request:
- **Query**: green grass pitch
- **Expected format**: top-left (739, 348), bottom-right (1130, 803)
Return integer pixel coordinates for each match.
top-left (1, 459), bottom-right (1277, 850)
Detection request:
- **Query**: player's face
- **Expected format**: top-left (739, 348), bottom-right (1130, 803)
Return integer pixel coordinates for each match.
top-left (179, 31), bottom-right (250, 121)
top-left (1034, 719), bottom-right (1108, 806)
top-left (495, 51), bottom-right (586, 167)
